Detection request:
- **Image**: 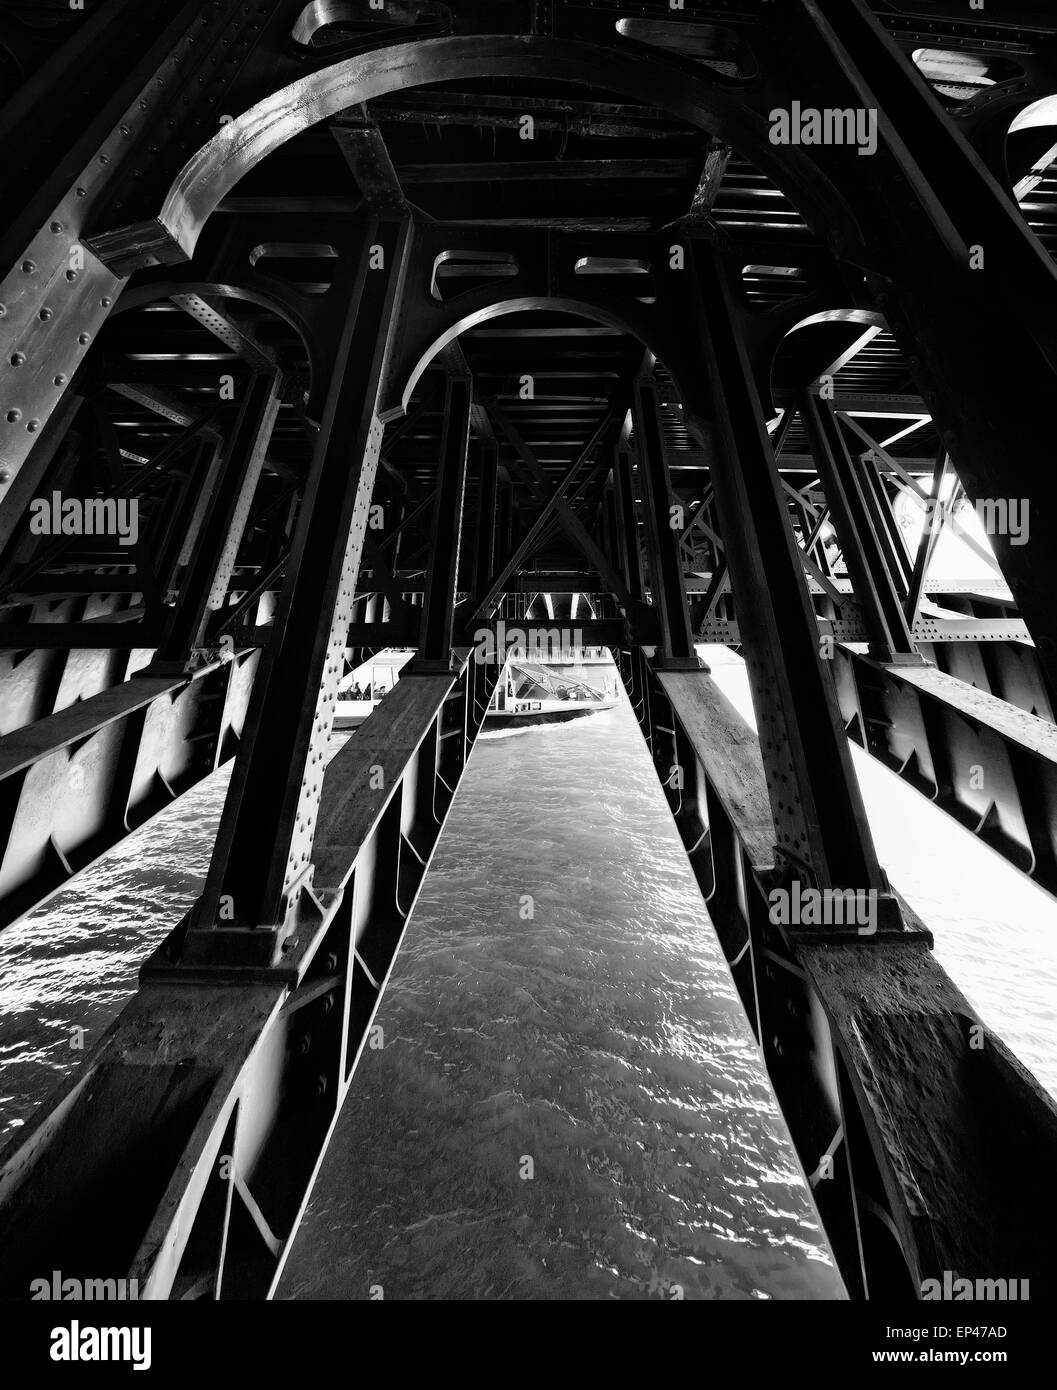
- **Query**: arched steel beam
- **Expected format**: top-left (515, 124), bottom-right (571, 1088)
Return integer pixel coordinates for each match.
top-left (114, 277), bottom-right (313, 348)
top-left (379, 292), bottom-right (698, 426)
top-left (112, 278), bottom-right (317, 402)
top-left (84, 33), bottom-right (863, 273)
top-left (753, 304), bottom-right (887, 417)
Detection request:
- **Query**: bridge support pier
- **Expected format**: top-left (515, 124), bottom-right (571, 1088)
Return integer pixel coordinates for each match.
top-left (686, 246), bottom-right (894, 909)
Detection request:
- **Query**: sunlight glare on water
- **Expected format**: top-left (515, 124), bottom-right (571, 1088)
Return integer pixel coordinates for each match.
top-left (704, 644), bottom-right (1057, 1102)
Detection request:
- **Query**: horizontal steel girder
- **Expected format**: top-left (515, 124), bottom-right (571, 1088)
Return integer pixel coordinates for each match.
top-left (696, 618), bottom-right (1035, 646)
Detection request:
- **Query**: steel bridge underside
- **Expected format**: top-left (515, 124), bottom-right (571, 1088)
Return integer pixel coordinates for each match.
top-left (1, 0), bottom-right (1057, 1299)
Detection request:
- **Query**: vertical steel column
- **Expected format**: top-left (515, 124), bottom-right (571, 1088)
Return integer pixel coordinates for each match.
top-left (613, 447), bottom-right (644, 603)
top-left (799, 391), bottom-right (922, 664)
top-left (633, 379), bottom-right (697, 665)
top-left (420, 375), bottom-right (472, 664)
top-left (857, 454), bottom-right (913, 594)
top-left (471, 441), bottom-right (497, 600)
top-left (152, 371), bottom-right (280, 663)
top-left (153, 438), bottom-right (213, 598)
top-left (177, 217), bottom-right (413, 959)
top-left (687, 246), bottom-right (892, 903)
top-left (497, 475), bottom-right (513, 561)
top-left (904, 450), bottom-right (951, 626)
top-left (603, 476), bottom-right (621, 588)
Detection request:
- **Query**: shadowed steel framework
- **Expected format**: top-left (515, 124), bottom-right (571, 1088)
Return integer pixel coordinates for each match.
top-left (0, 0), bottom-right (1056, 1301)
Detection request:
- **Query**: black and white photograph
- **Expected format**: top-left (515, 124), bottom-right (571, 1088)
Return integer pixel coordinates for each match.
top-left (0, 0), bottom-right (1053, 1366)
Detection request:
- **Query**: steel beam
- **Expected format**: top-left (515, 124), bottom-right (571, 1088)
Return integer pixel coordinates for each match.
top-left (796, 0), bottom-right (1057, 700)
top-left (152, 371), bottom-right (281, 664)
top-left (0, 654), bottom-right (498, 1299)
top-left (799, 392), bottom-right (921, 664)
top-left (685, 246), bottom-right (893, 906)
top-left (470, 442), bottom-right (497, 600)
top-left (633, 378), bottom-right (697, 665)
top-left (834, 644), bottom-right (1057, 900)
top-left (619, 649), bottom-right (1057, 1299)
top-left (419, 376), bottom-right (471, 662)
top-left (181, 217), bottom-right (413, 955)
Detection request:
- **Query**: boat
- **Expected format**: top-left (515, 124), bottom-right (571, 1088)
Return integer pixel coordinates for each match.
top-left (333, 652), bottom-right (412, 731)
top-left (333, 648), bottom-right (618, 732)
top-left (483, 650), bottom-right (618, 730)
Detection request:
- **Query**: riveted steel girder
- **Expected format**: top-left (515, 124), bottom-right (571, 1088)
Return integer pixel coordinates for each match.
top-left (183, 216), bottom-right (414, 951)
top-left (683, 245), bottom-right (892, 899)
top-left (0, 653), bottom-right (498, 1299)
top-left (619, 648), bottom-right (1057, 1299)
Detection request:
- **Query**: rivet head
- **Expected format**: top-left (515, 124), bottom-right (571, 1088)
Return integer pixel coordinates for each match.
top-left (53, 374), bottom-right (67, 385)
top-left (100, 297), bottom-right (111, 308)
top-left (26, 419), bottom-right (40, 432)
top-left (120, 125), bottom-right (132, 137)
top-left (98, 154), bottom-right (109, 165)
top-left (78, 333), bottom-right (91, 345)
top-left (6, 409), bottom-right (21, 422)
top-left (66, 270), bottom-right (78, 282)
top-left (0, 470), bottom-right (10, 483)
top-left (38, 307), bottom-right (53, 321)
top-left (76, 187), bottom-right (87, 197)
top-left (10, 352), bottom-right (25, 366)
top-left (21, 260), bottom-right (35, 273)
top-left (50, 221), bottom-right (63, 233)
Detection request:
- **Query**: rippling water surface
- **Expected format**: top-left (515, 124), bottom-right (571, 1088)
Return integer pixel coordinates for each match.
top-left (2, 649), bottom-right (1056, 1300)
top-left (279, 702), bottom-right (840, 1300)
